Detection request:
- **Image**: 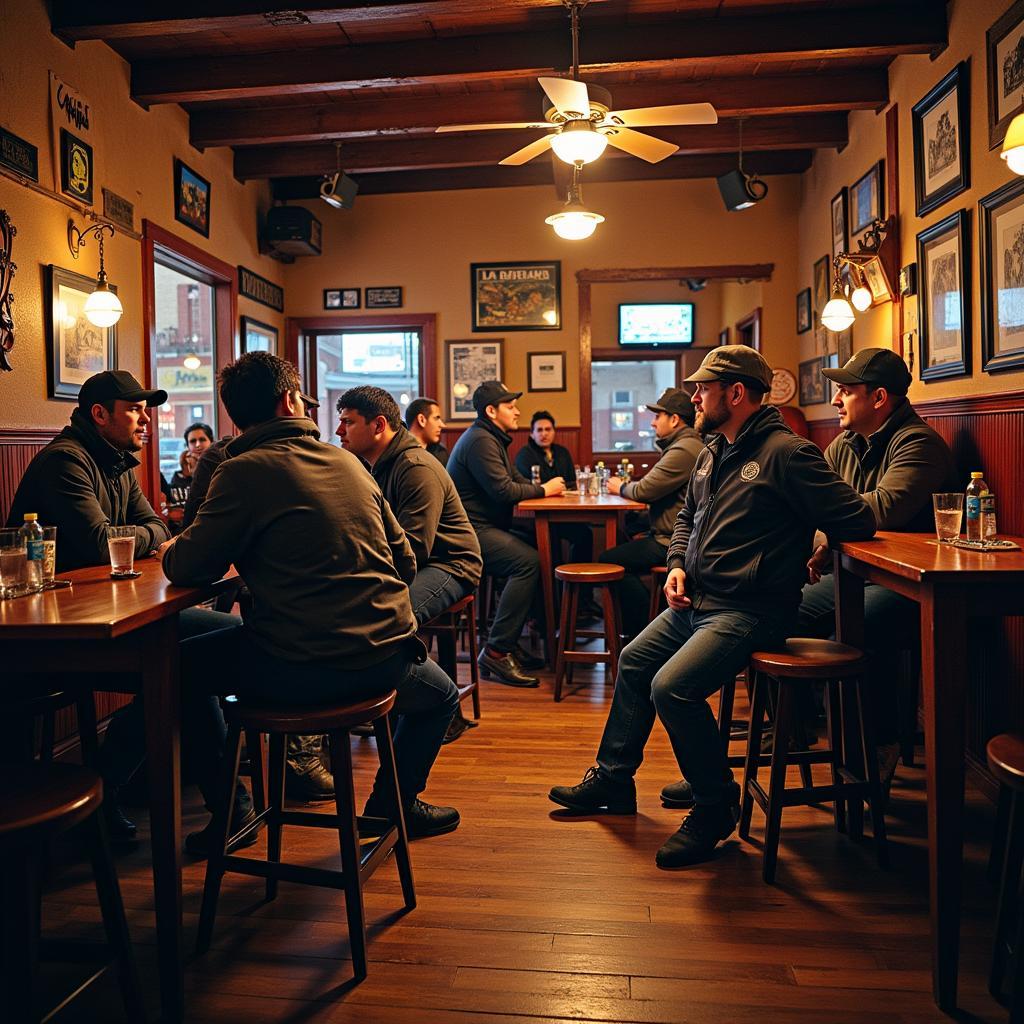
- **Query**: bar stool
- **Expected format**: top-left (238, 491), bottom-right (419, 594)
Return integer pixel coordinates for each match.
top-left (987, 733), bottom-right (1024, 1022)
top-left (0, 763), bottom-right (146, 1023)
top-left (739, 638), bottom-right (888, 883)
top-left (420, 593), bottom-right (481, 720)
top-left (196, 690), bottom-right (414, 983)
top-left (553, 563), bottom-right (624, 702)
top-left (648, 565), bottom-right (667, 624)
top-left (3, 688), bottom-right (99, 767)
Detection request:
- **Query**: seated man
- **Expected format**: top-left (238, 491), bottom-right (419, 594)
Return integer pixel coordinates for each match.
top-left (549, 347), bottom-right (876, 869)
top-left (448, 381), bottom-right (565, 688)
top-left (601, 388), bottom-right (704, 639)
top-left (405, 396), bottom-right (449, 467)
top-left (162, 352), bottom-right (461, 840)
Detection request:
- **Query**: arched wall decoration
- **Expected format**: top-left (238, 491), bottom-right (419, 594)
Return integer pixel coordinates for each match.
top-left (0, 209), bottom-right (17, 371)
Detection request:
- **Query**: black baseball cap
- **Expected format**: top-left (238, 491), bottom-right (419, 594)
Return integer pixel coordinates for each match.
top-left (646, 387), bottom-right (695, 422)
top-left (821, 348), bottom-right (912, 393)
top-left (684, 345), bottom-right (774, 391)
top-left (78, 370), bottom-right (167, 411)
top-left (473, 380), bottom-right (522, 414)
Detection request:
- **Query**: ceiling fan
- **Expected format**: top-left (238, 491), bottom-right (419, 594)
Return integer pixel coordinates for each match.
top-left (435, 0), bottom-right (717, 167)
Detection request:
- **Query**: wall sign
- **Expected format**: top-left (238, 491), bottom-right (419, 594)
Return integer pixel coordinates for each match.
top-left (102, 188), bottom-right (134, 233)
top-left (238, 266), bottom-right (284, 311)
top-left (59, 129), bottom-right (93, 205)
top-left (50, 72), bottom-right (93, 204)
top-left (0, 126), bottom-right (38, 181)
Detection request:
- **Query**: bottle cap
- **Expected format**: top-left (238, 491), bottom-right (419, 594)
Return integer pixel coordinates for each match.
top-left (22, 513), bottom-right (38, 521)
top-left (970, 472), bottom-right (983, 478)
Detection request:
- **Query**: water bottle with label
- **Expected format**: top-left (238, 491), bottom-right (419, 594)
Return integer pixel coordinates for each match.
top-left (19, 513), bottom-right (45, 593)
top-left (965, 471), bottom-right (997, 543)
top-left (530, 464), bottom-right (542, 486)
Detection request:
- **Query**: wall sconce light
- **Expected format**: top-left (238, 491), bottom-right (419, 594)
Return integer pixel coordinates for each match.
top-left (67, 219), bottom-right (123, 328)
top-left (822, 218), bottom-right (895, 332)
top-left (1001, 112), bottom-right (1024, 174)
top-left (545, 163), bottom-right (605, 240)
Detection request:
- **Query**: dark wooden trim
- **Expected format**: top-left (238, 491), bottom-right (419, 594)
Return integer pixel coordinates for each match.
top-left (735, 307), bottom-right (763, 351)
top-left (0, 428), bottom-right (60, 443)
top-left (579, 280), bottom-right (593, 463)
top-left (579, 265), bottom-right (774, 285)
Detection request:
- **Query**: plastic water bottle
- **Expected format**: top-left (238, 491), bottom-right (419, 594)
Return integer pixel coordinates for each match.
top-left (530, 464), bottom-right (542, 485)
top-left (19, 513), bottom-right (45, 593)
top-left (965, 472), bottom-right (997, 543)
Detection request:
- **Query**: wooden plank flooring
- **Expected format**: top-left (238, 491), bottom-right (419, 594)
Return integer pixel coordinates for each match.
top-left (39, 661), bottom-right (1006, 1023)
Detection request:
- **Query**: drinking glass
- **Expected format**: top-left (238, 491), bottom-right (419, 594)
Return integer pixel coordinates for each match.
top-left (0, 528), bottom-right (26, 598)
top-left (42, 526), bottom-right (57, 586)
top-left (106, 525), bottom-right (137, 577)
top-left (932, 493), bottom-right (964, 543)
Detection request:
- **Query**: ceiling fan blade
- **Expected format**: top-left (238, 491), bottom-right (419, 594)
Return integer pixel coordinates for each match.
top-left (604, 127), bottom-right (678, 163)
top-left (538, 77), bottom-right (591, 118)
top-left (604, 102), bottom-right (718, 128)
top-left (499, 134), bottom-right (554, 166)
top-left (435, 121), bottom-right (550, 133)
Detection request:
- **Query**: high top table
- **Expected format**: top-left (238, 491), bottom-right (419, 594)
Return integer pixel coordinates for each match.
top-left (0, 561), bottom-right (237, 1023)
top-left (516, 492), bottom-right (646, 668)
top-left (834, 532), bottom-right (1024, 1013)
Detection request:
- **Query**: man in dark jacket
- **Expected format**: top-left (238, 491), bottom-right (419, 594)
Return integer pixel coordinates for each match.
top-left (550, 347), bottom-right (876, 869)
top-left (599, 388), bottom-right (704, 638)
top-left (405, 397), bottom-right (449, 467)
top-left (448, 381), bottom-right (565, 687)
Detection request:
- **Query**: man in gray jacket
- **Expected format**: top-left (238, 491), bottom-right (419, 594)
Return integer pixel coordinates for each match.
top-left (600, 387), bottom-right (704, 638)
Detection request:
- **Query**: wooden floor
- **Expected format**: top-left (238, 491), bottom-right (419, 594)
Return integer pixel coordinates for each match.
top-left (42, 660), bottom-right (1007, 1024)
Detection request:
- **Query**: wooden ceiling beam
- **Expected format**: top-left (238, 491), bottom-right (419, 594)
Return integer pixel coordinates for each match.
top-left (191, 70), bottom-right (886, 148)
top-left (131, 3), bottom-right (945, 104)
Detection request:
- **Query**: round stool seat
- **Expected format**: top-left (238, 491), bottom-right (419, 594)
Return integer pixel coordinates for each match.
top-left (225, 690), bottom-right (397, 733)
top-left (555, 562), bottom-right (625, 584)
top-left (427, 592), bottom-right (474, 619)
top-left (750, 638), bottom-right (868, 679)
top-left (0, 763), bottom-right (102, 842)
top-left (987, 733), bottom-right (1024, 792)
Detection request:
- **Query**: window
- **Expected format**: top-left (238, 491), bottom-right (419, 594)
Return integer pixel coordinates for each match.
top-left (592, 359), bottom-right (676, 453)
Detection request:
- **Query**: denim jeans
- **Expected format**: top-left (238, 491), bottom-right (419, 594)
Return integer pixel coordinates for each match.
top-left (598, 535), bottom-right (669, 639)
top-left (475, 524), bottom-right (540, 653)
top-left (410, 566), bottom-right (473, 627)
top-left (596, 605), bottom-right (786, 805)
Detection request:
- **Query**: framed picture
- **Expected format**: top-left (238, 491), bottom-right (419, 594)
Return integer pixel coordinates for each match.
top-left (917, 208), bottom-right (971, 382)
top-left (798, 357), bottom-right (826, 406)
top-left (45, 265), bottom-right (117, 400)
top-left (850, 160), bottom-right (885, 235)
top-left (366, 286), bottom-right (402, 309)
top-left (471, 261), bottom-right (561, 331)
top-left (987, 2), bottom-right (1024, 149)
top-left (718, 327), bottom-right (730, 346)
top-left (913, 62), bottom-right (971, 218)
top-left (796, 287), bottom-right (812, 334)
top-left (324, 288), bottom-right (360, 309)
top-left (240, 315), bottom-right (278, 355)
top-left (445, 339), bottom-right (504, 420)
top-left (979, 176), bottom-right (1024, 373)
top-left (830, 188), bottom-right (848, 261)
top-left (527, 351), bottom-right (566, 392)
top-left (837, 326), bottom-right (853, 367)
top-left (812, 253), bottom-right (831, 354)
top-left (59, 129), bottom-right (93, 205)
top-left (899, 263), bottom-right (918, 297)
top-left (861, 257), bottom-right (896, 306)
top-left (173, 158), bottom-right (211, 237)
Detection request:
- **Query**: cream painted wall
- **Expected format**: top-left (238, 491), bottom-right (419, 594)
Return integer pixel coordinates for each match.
top-left (0, 1), bottom-right (282, 431)
top-left (797, 0), bottom-right (1024, 420)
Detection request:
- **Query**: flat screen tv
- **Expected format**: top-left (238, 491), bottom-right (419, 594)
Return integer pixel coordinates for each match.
top-left (618, 303), bottom-right (695, 346)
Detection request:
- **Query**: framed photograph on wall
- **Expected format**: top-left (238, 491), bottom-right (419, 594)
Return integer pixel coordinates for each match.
top-left (913, 61), bottom-right (971, 218)
top-left (796, 287), bottom-right (812, 333)
top-left (240, 315), bottom-right (278, 355)
top-left (173, 158), bottom-right (211, 237)
top-left (812, 254), bottom-right (831, 354)
top-left (446, 339), bottom-right (504, 420)
top-left (324, 288), bottom-right (360, 309)
top-left (366, 286), bottom-right (402, 309)
top-left (527, 351), bottom-right (566, 392)
top-left (861, 257), bottom-right (896, 306)
top-left (979, 176), bottom-right (1024, 373)
top-left (45, 265), bottom-right (117, 400)
top-left (850, 160), bottom-right (885, 235)
top-left (837, 326), bottom-right (853, 367)
top-left (917, 208), bottom-right (971, 381)
top-left (471, 261), bottom-right (561, 331)
top-left (830, 188), bottom-right (848, 261)
top-left (798, 357), bottom-right (826, 406)
top-left (987, 2), bottom-right (1024, 150)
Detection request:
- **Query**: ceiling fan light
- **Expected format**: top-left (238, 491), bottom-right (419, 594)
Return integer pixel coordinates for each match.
top-left (821, 292), bottom-right (856, 332)
top-left (550, 122), bottom-right (608, 165)
top-left (545, 203), bottom-right (605, 240)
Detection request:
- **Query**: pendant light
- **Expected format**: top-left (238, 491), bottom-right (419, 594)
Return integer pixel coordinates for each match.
top-left (67, 220), bottom-right (123, 328)
top-left (545, 163), bottom-right (605, 240)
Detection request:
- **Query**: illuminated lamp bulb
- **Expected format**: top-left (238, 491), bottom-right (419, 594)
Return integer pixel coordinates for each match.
top-left (1001, 113), bottom-right (1024, 175)
top-left (851, 285), bottom-right (873, 312)
top-left (550, 121), bottom-right (608, 165)
top-left (820, 291), bottom-right (855, 332)
top-left (545, 196), bottom-right (605, 240)
top-left (83, 276), bottom-right (123, 328)
top-left (183, 351), bottom-right (202, 371)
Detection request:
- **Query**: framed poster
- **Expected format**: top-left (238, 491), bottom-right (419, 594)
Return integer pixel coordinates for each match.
top-left (45, 265), bottom-right (117, 400)
top-left (837, 326), bottom-right (853, 367)
top-left (173, 158), bottom-right (211, 237)
top-left (446, 339), bottom-right (504, 420)
top-left (240, 315), bottom-right (278, 355)
top-left (471, 261), bottom-right (560, 331)
top-left (830, 188), bottom-right (848, 261)
top-left (987, 1), bottom-right (1024, 149)
top-left (324, 288), bottom-right (360, 309)
top-left (850, 160), bottom-right (885, 235)
top-left (527, 351), bottom-right (566, 392)
top-left (366, 286), bottom-right (402, 309)
top-left (913, 62), bottom-right (971, 218)
top-left (796, 287), bottom-right (812, 334)
top-left (812, 253), bottom-right (832, 355)
top-left (59, 129), bottom-right (93, 205)
top-left (979, 176), bottom-right (1024, 373)
top-left (917, 209), bottom-right (971, 382)
top-left (798, 357), bottom-right (826, 406)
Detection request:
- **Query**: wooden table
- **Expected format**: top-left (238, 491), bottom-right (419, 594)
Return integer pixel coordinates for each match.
top-left (834, 532), bottom-right (1024, 1013)
top-left (0, 562), bottom-right (237, 1023)
top-left (516, 492), bottom-right (645, 667)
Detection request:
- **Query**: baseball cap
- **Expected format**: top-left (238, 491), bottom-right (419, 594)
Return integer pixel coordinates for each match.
top-left (820, 348), bottom-right (912, 392)
top-left (472, 380), bottom-right (523, 414)
top-left (646, 387), bottom-right (695, 422)
top-left (78, 370), bottom-right (167, 410)
top-left (684, 345), bottom-right (773, 391)
top-left (298, 391), bottom-right (320, 411)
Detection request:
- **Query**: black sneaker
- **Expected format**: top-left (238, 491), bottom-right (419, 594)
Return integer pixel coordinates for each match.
top-left (362, 796), bottom-right (460, 839)
top-left (655, 798), bottom-right (740, 869)
top-left (548, 767), bottom-right (637, 814)
top-left (285, 761), bottom-right (335, 802)
top-left (512, 644), bottom-right (545, 671)
top-left (185, 808), bottom-right (259, 858)
top-left (660, 778), bottom-right (694, 808)
top-left (478, 649), bottom-right (539, 688)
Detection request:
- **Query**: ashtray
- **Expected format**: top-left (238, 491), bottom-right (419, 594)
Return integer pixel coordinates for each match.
top-left (110, 570), bottom-right (142, 580)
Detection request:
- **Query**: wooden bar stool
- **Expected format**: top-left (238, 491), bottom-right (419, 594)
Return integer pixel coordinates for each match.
top-left (196, 690), bottom-right (415, 983)
top-left (987, 733), bottom-right (1024, 1022)
top-left (3, 688), bottom-right (100, 767)
top-left (739, 638), bottom-right (888, 883)
top-left (648, 565), bottom-right (667, 624)
top-left (420, 593), bottom-right (481, 720)
top-left (553, 563), bottom-right (624, 702)
top-left (0, 763), bottom-right (146, 1023)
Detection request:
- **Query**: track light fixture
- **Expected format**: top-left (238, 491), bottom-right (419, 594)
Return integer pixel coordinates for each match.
top-left (320, 143), bottom-right (359, 209)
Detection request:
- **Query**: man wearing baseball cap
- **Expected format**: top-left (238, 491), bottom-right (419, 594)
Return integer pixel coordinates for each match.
top-left (550, 346), bottom-right (876, 868)
top-left (448, 381), bottom-right (565, 687)
top-left (599, 387), bottom-right (704, 639)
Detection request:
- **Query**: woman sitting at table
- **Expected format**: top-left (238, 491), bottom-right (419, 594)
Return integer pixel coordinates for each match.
top-left (169, 421), bottom-right (214, 492)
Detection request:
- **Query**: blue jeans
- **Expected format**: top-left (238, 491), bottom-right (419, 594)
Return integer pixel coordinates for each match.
top-left (410, 566), bottom-right (473, 627)
top-left (597, 606), bottom-right (786, 805)
top-left (475, 524), bottom-right (540, 653)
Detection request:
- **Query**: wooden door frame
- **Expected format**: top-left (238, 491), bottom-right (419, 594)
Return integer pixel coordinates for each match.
top-left (734, 306), bottom-right (763, 350)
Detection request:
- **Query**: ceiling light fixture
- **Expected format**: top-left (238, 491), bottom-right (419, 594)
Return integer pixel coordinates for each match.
top-left (545, 164), bottom-right (605, 240)
top-left (183, 350), bottom-right (202, 371)
top-left (320, 142), bottom-right (359, 209)
top-left (716, 118), bottom-right (767, 211)
top-left (67, 219), bottom-right (123, 328)
top-left (549, 119), bottom-right (608, 165)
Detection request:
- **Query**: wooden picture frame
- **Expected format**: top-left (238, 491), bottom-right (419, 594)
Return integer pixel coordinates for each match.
top-left (812, 253), bottom-right (831, 354)
top-left (366, 286), bottom-right (402, 309)
top-left (798, 357), bottom-right (826, 406)
top-left (830, 188), bottom-right (849, 261)
top-left (861, 257), bottom-right (896, 306)
top-left (917, 209), bottom-right (971, 382)
top-left (850, 159), bottom-right (885, 235)
top-left (240, 315), bottom-right (278, 356)
top-left (324, 288), bottom-right (360, 309)
top-left (987, 1), bottom-right (1024, 150)
top-left (979, 175), bottom-right (1024, 374)
top-left (527, 351), bottom-right (566, 392)
top-left (471, 261), bottom-right (561, 331)
top-left (445, 338), bottom-right (504, 420)
top-left (718, 327), bottom-right (730, 346)
top-left (913, 61), bottom-right (971, 218)
top-left (796, 287), bottom-right (812, 334)
top-left (45, 264), bottom-right (117, 400)
top-left (173, 158), bottom-right (211, 237)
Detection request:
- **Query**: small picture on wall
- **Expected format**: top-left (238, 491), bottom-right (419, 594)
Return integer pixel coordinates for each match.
top-left (850, 160), bottom-right (885, 235)
top-left (527, 351), bottom-right (566, 392)
top-left (240, 315), bottom-right (278, 355)
top-left (174, 158), bottom-right (211, 237)
top-left (366, 286), bottom-right (403, 309)
top-left (830, 188), bottom-right (848, 261)
top-left (987, 2), bottom-right (1024, 150)
top-left (913, 61), bottom-right (970, 217)
top-left (798, 357), bottom-right (826, 406)
top-left (812, 254), bottom-right (831, 354)
top-left (46, 265), bottom-right (117, 400)
top-left (796, 287), bottom-right (812, 334)
top-left (324, 288), bottom-right (360, 309)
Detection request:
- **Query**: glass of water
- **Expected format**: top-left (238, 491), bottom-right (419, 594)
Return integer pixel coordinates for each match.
top-left (106, 525), bottom-right (137, 577)
top-left (0, 528), bottom-right (26, 598)
top-left (42, 526), bottom-right (57, 586)
top-left (932, 493), bottom-right (964, 543)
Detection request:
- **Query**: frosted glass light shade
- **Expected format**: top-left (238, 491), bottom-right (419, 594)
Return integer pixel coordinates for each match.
top-left (821, 294), bottom-right (855, 332)
top-left (851, 285), bottom-right (873, 312)
top-left (550, 123), bottom-right (608, 165)
top-left (1001, 113), bottom-right (1024, 175)
top-left (545, 206), bottom-right (605, 240)
top-left (83, 282), bottom-right (123, 328)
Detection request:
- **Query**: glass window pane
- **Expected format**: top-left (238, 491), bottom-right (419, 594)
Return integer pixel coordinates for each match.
top-left (592, 359), bottom-right (677, 453)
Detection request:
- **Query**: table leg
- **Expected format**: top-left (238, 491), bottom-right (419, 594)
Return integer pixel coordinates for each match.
top-left (833, 558), bottom-right (866, 834)
top-left (534, 515), bottom-right (556, 670)
top-left (603, 515), bottom-right (618, 555)
top-left (141, 617), bottom-right (184, 1022)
